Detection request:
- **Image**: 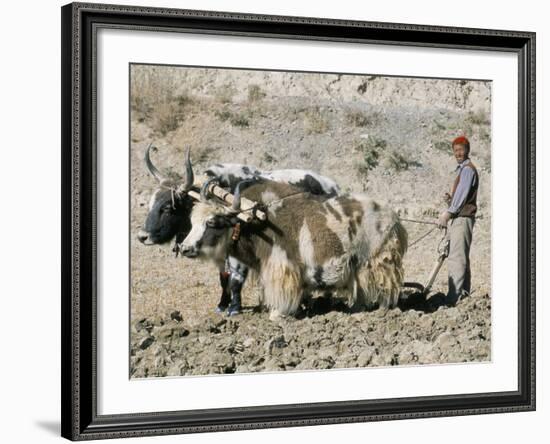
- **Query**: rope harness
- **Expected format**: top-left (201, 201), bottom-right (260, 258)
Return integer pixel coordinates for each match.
top-left (408, 226), bottom-right (438, 248)
top-left (231, 222), bottom-right (241, 242)
top-left (170, 188), bottom-right (178, 210)
top-left (226, 190), bottom-right (309, 244)
top-left (399, 217), bottom-right (441, 248)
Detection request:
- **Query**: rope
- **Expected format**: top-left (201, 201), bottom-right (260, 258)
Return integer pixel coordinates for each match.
top-left (408, 226), bottom-right (438, 248)
top-left (256, 190), bottom-right (311, 211)
top-left (399, 217), bottom-right (441, 248)
top-left (399, 217), bottom-right (439, 226)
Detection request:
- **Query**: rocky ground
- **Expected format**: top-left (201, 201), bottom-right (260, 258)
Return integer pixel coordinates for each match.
top-left (129, 65), bottom-right (492, 378)
top-left (131, 293), bottom-right (491, 378)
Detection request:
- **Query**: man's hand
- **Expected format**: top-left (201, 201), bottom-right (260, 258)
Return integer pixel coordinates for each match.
top-left (437, 210), bottom-right (451, 229)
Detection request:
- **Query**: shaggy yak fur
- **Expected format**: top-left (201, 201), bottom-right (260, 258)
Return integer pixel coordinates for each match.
top-left (180, 181), bottom-right (408, 320)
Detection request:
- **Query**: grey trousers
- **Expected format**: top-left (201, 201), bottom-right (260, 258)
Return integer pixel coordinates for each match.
top-left (447, 216), bottom-right (475, 304)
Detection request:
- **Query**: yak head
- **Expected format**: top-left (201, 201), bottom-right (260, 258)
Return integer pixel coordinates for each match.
top-left (137, 144), bottom-right (195, 246)
top-left (179, 180), bottom-right (254, 262)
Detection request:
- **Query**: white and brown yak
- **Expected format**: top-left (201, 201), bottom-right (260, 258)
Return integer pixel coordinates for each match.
top-left (179, 179), bottom-right (407, 321)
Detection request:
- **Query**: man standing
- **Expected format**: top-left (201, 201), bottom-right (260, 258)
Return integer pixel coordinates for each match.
top-left (437, 136), bottom-right (479, 305)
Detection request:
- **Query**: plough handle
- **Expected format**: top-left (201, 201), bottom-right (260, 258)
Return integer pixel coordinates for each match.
top-left (423, 238), bottom-right (450, 295)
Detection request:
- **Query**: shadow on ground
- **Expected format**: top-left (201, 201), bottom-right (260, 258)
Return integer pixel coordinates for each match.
top-left (293, 284), bottom-right (451, 320)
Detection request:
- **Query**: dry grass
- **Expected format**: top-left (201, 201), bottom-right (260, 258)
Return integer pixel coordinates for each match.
top-left (216, 84), bottom-right (236, 104)
top-left (384, 151), bottom-right (410, 171)
top-left (304, 106), bottom-right (329, 134)
top-left (153, 101), bottom-right (184, 136)
top-left (355, 136), bottom-right (387, 176)
top-left (433, 140), bottom-right (451, 153)
top-left (466, 109), bottom-right (490, 126)
top-left (248, 84), bottom-right (266, 102)
top-left (131, 66), bottom-right (194, 136)
top-left (345, 110), bottom-right (371, 127)
top-left (214, 109), bottom-right (250, 127)
top-left (430, 107), bottom-right (491, 157)
top-left (263, 152), bottom-right (277, 164)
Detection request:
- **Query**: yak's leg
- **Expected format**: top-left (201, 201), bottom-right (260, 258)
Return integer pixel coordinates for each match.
top-left (347, 272), bottom-right (366, 312)
top-left (265, 275), bottom-right (301, 320)
top-left (257, 287), bottom-right (265, 308)
top-left (354, 265), bottom-right (380, 311)
top-left (261, 247), bottom-right (302, 321)
top-left (227, 258), bottom-right (249, 316)
top-left (215, 268), bottom-right (231, 313)
top-left (360, 252), bottom-right (404, 311)
top-left (301, 291), bottom-right (313, 311)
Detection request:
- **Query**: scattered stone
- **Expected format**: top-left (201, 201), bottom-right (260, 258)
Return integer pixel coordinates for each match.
top-left (174, 327), bottom-right (190, 337)
top-left (151, 316), bottom-right (165, 327)
top-left (318, 346), bottom-right (338, 361)
top-left (198, 335), bottom-right (212, 345)
top-left (139, 336), bottom-right (155, 350)
top-left (156, 327), bottom-right (174, 341)
top-left (264, 358), bottom-right (285, 372)
top-left (236, 364), bottom-right (251, 373)
top-left (170, 311), bottom-right (183, 322)
top-left (202, 352), bottom-right (235, 374)
top-left (166, 363), bottom-right (187, 377)
top-left (435, 332), bottom-right (459, 353)
top-left (265, 335), bottom-right (287, 352)
top-left (369, 352), bottom-right (388, 367)
top-left (418, 315), bottom-right (435, 330)
top-left (135, 318), bottom-right (154, 333)
top-left (334, 355), bottom-right (358, 369)
top-left (216, 336), bottom-right (235, 350)
top-left (295, 358), bottom-right (318, 370)
top-left (357, 347), bottom-right (375, 367)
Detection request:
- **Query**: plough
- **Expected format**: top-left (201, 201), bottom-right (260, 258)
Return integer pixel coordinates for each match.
top-left (401, 219), bottom-right (450, 297)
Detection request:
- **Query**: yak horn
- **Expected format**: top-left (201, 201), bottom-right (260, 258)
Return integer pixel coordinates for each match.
top-left (200, 177), bottom-right (218, 202)
top-left (174, 147), bottom-right (195, 194)
top-left (182, 147), bottom-right (194, 192)
top-left (231, 179), bottom-right (255, 212)
top-left (144, 143), bottom-right (164, 182)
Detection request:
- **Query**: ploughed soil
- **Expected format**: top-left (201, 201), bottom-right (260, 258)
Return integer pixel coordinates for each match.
top-left (129, 66), bottom-right (492, 378)
top-left (131, 293), bottom-right (491, 378)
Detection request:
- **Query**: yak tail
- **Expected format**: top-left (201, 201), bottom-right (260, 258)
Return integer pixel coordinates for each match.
top-left (354, 218), bottom-right (408, 310)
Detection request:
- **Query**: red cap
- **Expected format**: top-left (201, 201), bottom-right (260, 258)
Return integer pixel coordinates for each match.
top-left (452, 135), bottom-right (470, 146)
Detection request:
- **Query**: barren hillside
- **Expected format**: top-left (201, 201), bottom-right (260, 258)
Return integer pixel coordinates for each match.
top-left (129, 65), bottom-right (491, 377)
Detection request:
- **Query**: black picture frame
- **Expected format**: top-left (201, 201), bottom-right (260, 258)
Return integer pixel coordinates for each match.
top-left (61, 2), bottom-right (536, 440)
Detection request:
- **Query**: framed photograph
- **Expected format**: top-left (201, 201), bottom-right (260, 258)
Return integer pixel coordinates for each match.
top-left (61, 2), bottom-right (535, 440)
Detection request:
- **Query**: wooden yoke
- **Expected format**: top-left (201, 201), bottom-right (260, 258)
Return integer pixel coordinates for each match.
top-left (189, 177), bottom-right (267, 223)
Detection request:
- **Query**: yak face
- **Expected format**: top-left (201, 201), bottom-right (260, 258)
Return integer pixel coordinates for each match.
top-left (179, 203), bottom-right (238, 261)
top-left (137, 189), bottom-right (194, 245)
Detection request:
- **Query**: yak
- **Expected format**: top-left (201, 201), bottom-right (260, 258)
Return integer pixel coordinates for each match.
top-left (137, 144), bottom-right (341, 315)
top-left (179, 178), bottom-right (408, 321)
